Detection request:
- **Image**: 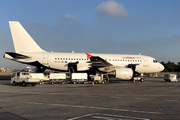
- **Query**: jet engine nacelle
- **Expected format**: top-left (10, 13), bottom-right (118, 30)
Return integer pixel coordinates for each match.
top-left (115, 68), bottom-right (133, 80)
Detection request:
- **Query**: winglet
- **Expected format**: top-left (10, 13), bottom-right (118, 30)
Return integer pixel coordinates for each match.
top-left (85, 52), bottom-right (93, 60)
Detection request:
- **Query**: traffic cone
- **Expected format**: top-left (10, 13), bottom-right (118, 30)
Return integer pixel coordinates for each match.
top-left (133, 79), bottom-right (135, 83)
top-left (92, 81), bottom-right (94, 86)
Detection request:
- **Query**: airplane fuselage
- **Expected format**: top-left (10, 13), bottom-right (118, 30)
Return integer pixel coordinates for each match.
top-left (5, 52), bottom-right (164, 73)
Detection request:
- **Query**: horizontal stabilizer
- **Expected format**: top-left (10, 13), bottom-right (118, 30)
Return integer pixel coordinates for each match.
top-left (5, 52), bottom-right (30, 59)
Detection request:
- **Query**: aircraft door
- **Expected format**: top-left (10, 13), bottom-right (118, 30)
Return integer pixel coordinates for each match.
top-left (143, 57), bottom-right (149, 67)
top-left (68, 63), bottom-right (77, 73)
top-left (42, 54), bottom-right (49, 66)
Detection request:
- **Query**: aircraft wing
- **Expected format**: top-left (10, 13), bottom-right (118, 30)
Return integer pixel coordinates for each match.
top-left (5, 52), bottom-right (30, 59)
top-left (85, 52), bottom-right (119, 72)
top-left (85, 52), bottom-right (139, 72)
top-left (87, 56), bottom-right (113, 67)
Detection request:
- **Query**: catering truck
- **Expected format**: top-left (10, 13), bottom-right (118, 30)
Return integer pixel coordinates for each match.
top-left (71, 73), bottom-right (88, 84)
top-left (49, 73), bottom-right (66, 84)
top-left (11, 72), bottom-right (44, 86)
top-left (90, 74), bottom-right (109, 84)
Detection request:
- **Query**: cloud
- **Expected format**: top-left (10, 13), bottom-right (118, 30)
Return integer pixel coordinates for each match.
top-left (61, 14), bottom-right (77, 20)
top-left (96, 0), bottom-right (129, 18)
top-left (173, 35), bottom-right (180, 40)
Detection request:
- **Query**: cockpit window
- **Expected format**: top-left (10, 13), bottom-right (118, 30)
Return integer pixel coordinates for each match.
top-left (153, 60), bottom-right (158, 63)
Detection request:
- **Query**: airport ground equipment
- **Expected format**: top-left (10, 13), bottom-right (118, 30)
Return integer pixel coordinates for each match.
top-left (11, 72), bottom-right (44, 86)
top-left (71, 73), bottom-right (88, 84)
top-left (164, 74), bottom-right (178, 82)
top-left (49, 73), bottom-right (66, 84)
top-left (133, 77), bottom-right (144, 82)
top-left (90, 74), bottom-right (109, 84)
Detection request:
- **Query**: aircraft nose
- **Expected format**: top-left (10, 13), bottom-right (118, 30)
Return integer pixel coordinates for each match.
top-left (159, 63), bottom-right (164, 72)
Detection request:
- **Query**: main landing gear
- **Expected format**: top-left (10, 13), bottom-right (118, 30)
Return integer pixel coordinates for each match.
top-left (140, 73), bottom-right (144, 82)
top-left (132, 73), bottom-right (144, 82)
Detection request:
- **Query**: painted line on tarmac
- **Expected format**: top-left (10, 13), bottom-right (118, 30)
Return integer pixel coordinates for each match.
top-left (0, 99), bottom-right (11, 102)
top-left (164, 100), bottom-right (179, 102)
top-left (110, 97), bottom-right (122, 99)
top-left (67, 113), bottom-right (94, 120)
top-left (1, 91), bottom-right (180, 97)
top-left (47, 103), bottom-right (164, 115)
top-left (0, 99), bottom-right (165, 115)
top-left (34, 102), bottom-right (44, 105)
top-left (135, 98), bottom-right (149, 100)
top-left (67, 113), bottom-right (150, 120)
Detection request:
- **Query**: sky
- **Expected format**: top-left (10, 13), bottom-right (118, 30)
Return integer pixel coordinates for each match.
top-left (0, 0), bottom-right (180, 68)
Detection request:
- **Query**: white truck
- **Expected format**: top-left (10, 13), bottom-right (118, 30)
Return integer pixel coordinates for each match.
top-left (71, 73), bottom-right (88, 84)
top-left (164, 74), bottom-right (178, 82)
top-left (49, 73), bottom-right (66, 84)
top-left (90, 74), bottom-right (109, 84)
top-left (11, 72), bottom-right (44, 86)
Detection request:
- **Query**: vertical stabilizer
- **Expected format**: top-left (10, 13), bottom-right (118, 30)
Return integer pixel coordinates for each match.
top-left (9, 21), bottom-right (45, 53)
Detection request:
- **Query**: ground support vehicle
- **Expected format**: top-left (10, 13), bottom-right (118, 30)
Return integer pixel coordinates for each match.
top-left (164, 74), bottom-right (178, 82)
top-left (39, 75), bottom-right (49, 84)
top-left (49, 73), bottom-right (66, 84)
top-left (71, 73), bottom-right (88, 84)
top-left (11, 72), bottom-right (44, 86)
top-left (90, 74), bottom-right (109, 84)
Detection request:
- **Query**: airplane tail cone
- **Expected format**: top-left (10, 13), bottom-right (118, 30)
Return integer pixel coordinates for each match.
top-left (92, 81), bottom-right (94, 86)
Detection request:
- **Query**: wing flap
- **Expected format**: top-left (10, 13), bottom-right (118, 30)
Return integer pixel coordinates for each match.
top-left (89, 56), bottom-right (113, 67)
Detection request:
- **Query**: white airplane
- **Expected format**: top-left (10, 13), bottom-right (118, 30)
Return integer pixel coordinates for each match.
top-left (4, 21), bottom-right (164, 81)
